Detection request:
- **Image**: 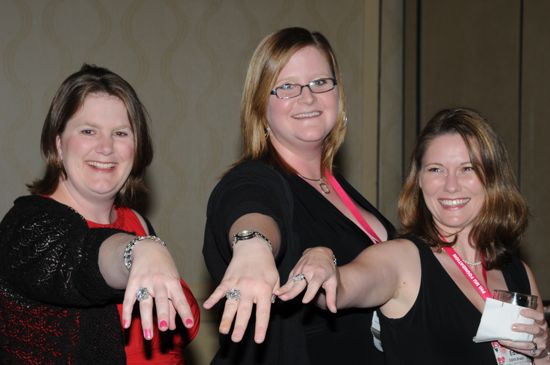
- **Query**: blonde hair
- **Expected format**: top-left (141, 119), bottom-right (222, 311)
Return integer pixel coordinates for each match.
top-left (239, 27), bottom-right (347, 172)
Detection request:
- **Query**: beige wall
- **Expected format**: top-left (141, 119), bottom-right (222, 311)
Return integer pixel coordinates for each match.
top-left (404, 0), bottom-right (550, 299)
top-left (0, 1), bottom-right (384, 362)
top-left (4, 1), bottom-right (547, 363)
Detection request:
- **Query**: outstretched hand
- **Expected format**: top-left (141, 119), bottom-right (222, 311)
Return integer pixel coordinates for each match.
top-left (121, 240), bottom-right (195, 340)
top-left (275, 247), bottom-right (338, 313)
top-left (203, 240), bottom-right (279, 344)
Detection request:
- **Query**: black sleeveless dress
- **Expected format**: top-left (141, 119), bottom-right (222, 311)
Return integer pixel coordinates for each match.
top-left (204, 160), bottom-right (395, 365)
top-left (379, 235), bottom-right (531, 365)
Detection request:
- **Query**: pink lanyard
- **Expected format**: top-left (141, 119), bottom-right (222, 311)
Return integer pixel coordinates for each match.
top-left (325, 170), bottom-right (382, 244)
top-left (441, 244), bottom-right (490, 300)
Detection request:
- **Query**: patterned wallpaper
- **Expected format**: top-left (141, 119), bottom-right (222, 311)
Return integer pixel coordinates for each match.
top-left (0, 1), bottom-right (385, 362)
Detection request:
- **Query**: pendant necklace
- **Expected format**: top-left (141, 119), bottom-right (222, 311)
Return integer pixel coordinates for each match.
top-left (298, 173), bottom-right (331, 194)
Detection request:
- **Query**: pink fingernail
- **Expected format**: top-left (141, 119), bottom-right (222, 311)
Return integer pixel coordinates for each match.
top-left (159, 320), bottom-right (168, 330)
top-left (144, 329), bottom-right (152, 340)
top-left (185, 318), bottom-right (194, 327)
top-left (123, 320), bottom-right (128, 328)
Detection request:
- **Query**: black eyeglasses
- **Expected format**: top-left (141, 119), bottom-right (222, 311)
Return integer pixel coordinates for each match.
top-left (270, 78), bottom-right (337, 99)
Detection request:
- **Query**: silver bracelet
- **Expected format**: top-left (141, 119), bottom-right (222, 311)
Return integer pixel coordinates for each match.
top-left (123, 235), bottom-right (166, 271)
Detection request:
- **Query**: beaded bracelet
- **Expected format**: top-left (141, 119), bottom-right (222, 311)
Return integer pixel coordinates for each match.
top-left (123, 235), bottom-right (166, 271)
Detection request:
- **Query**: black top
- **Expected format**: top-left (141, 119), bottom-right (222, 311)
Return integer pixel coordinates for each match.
top-left (379, 234), bottom-right (531, 365)
top-left (0, 195), bottom-right (126, 364)
top-left (203, 160), bottom-right (396, 365)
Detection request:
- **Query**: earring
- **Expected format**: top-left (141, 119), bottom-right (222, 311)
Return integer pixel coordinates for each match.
top-left (265, 126), bottom-right (271, 138)
top-left (343, 114), bottom-right (348, 126)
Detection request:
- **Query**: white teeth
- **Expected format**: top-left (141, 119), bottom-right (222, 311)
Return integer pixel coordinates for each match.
top-left (88, 161), bottom-right (116, 169)
top-left (439, 198), bottom-right (469, 207)
top-left (294, 111), bottom-right (321, 118)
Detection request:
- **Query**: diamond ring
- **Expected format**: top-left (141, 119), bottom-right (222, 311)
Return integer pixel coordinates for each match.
top-left (531, 340), bottom-right (538, 356)
top-left (225, 288), bottom-right (241, 301)
top-left (292, 273), bottom-right (306, 282)
top-left (136, 287), bottom-right (151, 302)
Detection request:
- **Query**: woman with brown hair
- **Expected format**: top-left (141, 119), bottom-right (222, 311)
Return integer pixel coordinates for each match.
top-left (0, 64), bottom-right (199, 364)
top-left (278, 107), bottom-right (550, 364)
top-left (202, 27), bottom-right (394, 364)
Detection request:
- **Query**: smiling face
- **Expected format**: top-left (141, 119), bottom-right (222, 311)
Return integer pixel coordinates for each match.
top-left (266, 46), bottom-right (338, 155)
top-left (418, 133), bottom-right (486, 236)
top-left (55, 93), bottom-right (135, 204)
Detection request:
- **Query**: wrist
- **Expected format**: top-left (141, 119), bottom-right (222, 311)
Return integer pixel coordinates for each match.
top-left (123, 235), bottom-right (166, 271)
top-left (232, 230), bottom-right (273, 252)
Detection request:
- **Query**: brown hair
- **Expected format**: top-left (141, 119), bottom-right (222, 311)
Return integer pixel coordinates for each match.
top-left (27, 64), bottom-right (153, 207)
top-left (398, 107), bottom-right (528, 269)
top-left (239, 27), bottom-right (347, 172)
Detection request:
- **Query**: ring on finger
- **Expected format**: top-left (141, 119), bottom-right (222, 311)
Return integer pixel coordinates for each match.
top-left (531, 340), bottom-right (538, 356)
top-left (271, 294), bottom-right (276, 304)
top-left (136, 287), bottom-right (151, 302)
top-left (225, 288), bottom-right (241, 301)
top-left (292, 273), bottom-right (306, 282)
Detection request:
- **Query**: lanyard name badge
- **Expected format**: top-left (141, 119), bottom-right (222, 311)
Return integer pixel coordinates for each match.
top-left (325, 171), bottom-right (384, 351)
top-left (442, 245), bottom-right (532, 365)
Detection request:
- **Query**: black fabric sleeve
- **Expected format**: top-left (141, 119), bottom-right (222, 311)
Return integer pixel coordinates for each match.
top-left (0, 195), bottom-right (124, 306)
top-left (203, 160), bottom-right (293, 283)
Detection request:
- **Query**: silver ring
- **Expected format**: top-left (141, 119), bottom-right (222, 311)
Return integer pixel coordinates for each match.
top-left (332, 254), bottom-right (337, 266)
top-left (136, 287), bottom-right (150, 302)
top-left (271, 294), bottom-right (276, 304)
top-left (531, 341), bottom-right (538, 356)
top-left (292, 273), bottom-right (306, 282)
top-left (225, 288), bottom-right (241, 301)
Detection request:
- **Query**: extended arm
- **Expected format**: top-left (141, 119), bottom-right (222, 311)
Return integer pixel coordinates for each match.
top-left (277, 239), bottom-right (420, 316)
top-left (203, 212), bottom-right (281, 343)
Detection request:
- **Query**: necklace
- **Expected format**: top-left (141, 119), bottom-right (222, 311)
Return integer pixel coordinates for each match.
top-left (297, 173), bottom-right (331, 194)
top-left (462, 258), bottom-right (482, 266)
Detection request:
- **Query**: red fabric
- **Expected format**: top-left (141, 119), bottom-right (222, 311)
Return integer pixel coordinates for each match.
top-left (87, 207), bottom-right (200, 364)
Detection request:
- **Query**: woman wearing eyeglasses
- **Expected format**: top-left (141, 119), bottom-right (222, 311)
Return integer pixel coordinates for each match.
top-left (202, 27), bottom-right (395, 365)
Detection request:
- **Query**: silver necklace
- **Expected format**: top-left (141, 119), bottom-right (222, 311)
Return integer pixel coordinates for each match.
top-left (298, 173), bottom-right (331, 194)
top-left (462, 257), bottom-right (482, 266)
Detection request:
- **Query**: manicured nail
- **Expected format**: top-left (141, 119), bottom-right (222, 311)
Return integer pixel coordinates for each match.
top-left (185, 318), bottom-right (194, 327)
top-left (144, 329), bottom-right (152, 340)
top-left (159, 320), bottom-right (168, 330)
top-left (123, 320), bottom-right (128, 328)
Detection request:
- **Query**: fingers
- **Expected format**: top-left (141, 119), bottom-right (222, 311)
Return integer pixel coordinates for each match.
top-left (302, 275), bottom-right (323, 304)
top-left (275, 273), bottom-right (308, 301)
top-left (121, 286), bottom-right (138, 330)
top-left (123, 279), bottom-right (195, 340)
top-left (139, 294), bottom-right (155, 340)
top-left (253, 295), bottom-right (273, 343)
top-left (169, 287), bottom-right (195, 329)
top-left (204, 285), bottom-right (228, 309)
top-left (232, 299), bottom-right (253, 342)
top-left (154, 291), bottom-right (170, 332)
top-left (219, 298), bottom-right (240, 335)
top-left (323, 277), bottom-right (338, 313)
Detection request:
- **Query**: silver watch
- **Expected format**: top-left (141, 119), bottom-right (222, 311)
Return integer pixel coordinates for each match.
top-left (232, 230), bottom-right (272, 251)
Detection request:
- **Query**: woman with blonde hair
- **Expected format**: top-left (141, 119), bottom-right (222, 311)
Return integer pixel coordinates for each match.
top-left (203, 27), bottom-right (394, 364)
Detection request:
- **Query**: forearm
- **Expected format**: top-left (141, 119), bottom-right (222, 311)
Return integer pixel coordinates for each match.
top-left (337, 250), bottom-right (397, 309)
top-left (98, 233), bottom-right (134, 289)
